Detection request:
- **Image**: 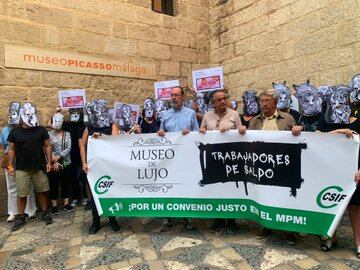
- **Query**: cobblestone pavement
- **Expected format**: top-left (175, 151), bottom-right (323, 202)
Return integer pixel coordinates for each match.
top-left (0, 206), bottom-right (359, 270)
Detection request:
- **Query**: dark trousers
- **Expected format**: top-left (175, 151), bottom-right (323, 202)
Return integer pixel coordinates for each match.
top-left (70, 162), bottom-right (88, 200)
top-left (90, 197), bottom-right (116, 225)
top-left (48, 165), bottom-right (71, 200)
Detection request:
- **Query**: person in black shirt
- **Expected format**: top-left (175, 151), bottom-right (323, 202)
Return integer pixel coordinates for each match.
top-left (7, 103), bottom-right (53, 231)
top-left (240, 90), bottom-right (260, 128)
top-left (80, 100), bottom-right (120, 234)
top-left (138, 98), bottom-right (161, 134)
top-left (273, 81), bottom-right (301, 124)
top-left (62, 108), bottom-right (87, 206)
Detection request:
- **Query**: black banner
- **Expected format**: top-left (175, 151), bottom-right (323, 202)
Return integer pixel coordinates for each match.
top-left (198, 141), bottom-right (307, 197)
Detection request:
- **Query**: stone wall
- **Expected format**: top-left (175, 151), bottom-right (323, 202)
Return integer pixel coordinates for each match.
top-left (209, 0), bottom-right (360, 101)
top-left (0, 0), bottom-right (210, 125)
top-left (0, 0), bottom-right (210, 216)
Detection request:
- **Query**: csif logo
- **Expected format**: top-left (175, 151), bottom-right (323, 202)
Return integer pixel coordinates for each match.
top-left (94, 175), bottom-right (114, 195)
top-left (316, 186), bottom-right (347, 209)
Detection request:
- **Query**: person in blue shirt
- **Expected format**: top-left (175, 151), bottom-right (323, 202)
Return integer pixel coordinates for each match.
top-left (157, 87), bottom-right (199, 232)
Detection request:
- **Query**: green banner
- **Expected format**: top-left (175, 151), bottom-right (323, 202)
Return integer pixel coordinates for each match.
top-left (99, 198), bottom-right (334, 235)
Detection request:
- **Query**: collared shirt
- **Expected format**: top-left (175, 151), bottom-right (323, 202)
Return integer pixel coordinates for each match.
top-left (248, 110), bottom-right (295, 131)
top-left (160, 106), bottom-right (199, 132)
top-left (262, 110), bottom-right (279, 131)
top-left (201, 108), bottom-right (241, 131)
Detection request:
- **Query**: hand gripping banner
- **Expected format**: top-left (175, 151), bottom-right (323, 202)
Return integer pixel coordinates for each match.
top-left (87, 130), bottom-right (359, 237)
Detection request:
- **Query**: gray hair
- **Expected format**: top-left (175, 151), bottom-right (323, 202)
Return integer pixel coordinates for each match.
top-left (259, 89), bottom-right (279, 100)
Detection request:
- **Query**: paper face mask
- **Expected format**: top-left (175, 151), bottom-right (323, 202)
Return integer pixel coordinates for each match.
top-left (242, 90), bottom-right (259, 115)
top-left (8, 102), bottom-right (21, 125)
top-left (20, 103), bottom-right (39, 127)
top-left (143, 98), bottom-right (155, 119)
top-left (69, 108), bottom-right (82, 122)
top-left (85, 100), bottom-right (110, 128)
top-left (52, 113), bottom-right (64, 129)
top-left (293, 80), bottom-right (322, 115)
top-left (272, 81), bottom-right (291, 110)
top-left (120, 104), bottom-right (134, 129)
top-left (350, 74), bottom-right (360, 102)
top-left (231, 100), bottom-right (238, 110)
top-left (323, 85), bottom-right (352, 124)
top-left (155, 98), bottom-right (166, 120)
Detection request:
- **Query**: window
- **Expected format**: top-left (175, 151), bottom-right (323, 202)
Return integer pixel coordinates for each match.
top-left (152, 0), bottom-right (175, 16)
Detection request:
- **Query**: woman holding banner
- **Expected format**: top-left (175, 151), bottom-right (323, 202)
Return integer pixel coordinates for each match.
top-left (80, 100), bottom-right (120, 234)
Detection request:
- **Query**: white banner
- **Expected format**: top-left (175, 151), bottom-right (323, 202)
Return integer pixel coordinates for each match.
top-left (87, 131), bottom-right (359, 236)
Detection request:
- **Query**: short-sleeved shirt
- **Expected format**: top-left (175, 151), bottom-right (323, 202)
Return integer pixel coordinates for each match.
top-left (138, 117), bottom-right (161, 134)
top-left (201, 108), bottom-right (241, 131)
top-left (0, 126), bottom-right (12, 153)
top-left (7, 126), bottom-right (49, 171)
top-left (62, 121), bottom-right (85, 164)
top-left (160, 106), bottom-right (199, 132)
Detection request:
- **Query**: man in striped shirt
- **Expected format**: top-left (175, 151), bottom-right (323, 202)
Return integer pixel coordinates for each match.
top-left (157, 86), bottom-right (199, 232)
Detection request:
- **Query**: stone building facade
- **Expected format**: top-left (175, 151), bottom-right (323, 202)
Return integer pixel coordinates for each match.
top-left (0, 0), bottom-right (359, 215)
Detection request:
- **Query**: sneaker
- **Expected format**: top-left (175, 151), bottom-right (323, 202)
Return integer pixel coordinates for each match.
top-left (285, 233), bottom-right (297, 245)
top-left (7, 214), bottom-right (16, 222)
top-left (42, 212), bottom-right (53, 225)
top-left (226, 221), bottom-right (236, 234)
top-left (109, 218), bottom-right (120, 232)
top-left (82, 198), bottom-right (88, 206)
top-left (184, 218), bottom-right (195, 230)
top-left (160, 218), bottom-right (173, 232)
top-left (256, 228), bottom-right (272, 239)
top-left (12, 215), bottom-right (26, 231)
top-left (70, 200), bottom-right (78, 207)
top-left (28, 211), bottom-right (37, 219)
top-left (64, 204), bottom-right (74, 213)
top-left (51, 206), bottom-right (59, 215)
top-left (89, 222), bottom-right (100, 234)
top-left (210, 219), bottom-right (224, 232)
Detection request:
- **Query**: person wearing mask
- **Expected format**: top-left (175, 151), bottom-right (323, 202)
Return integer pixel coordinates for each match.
top-left (48, 112), bottom-right (73, 214)
top-left (7, 103), bottom-right (53, 231)
top-left (80, 100), bottom-right (120, 234)
top-left (0, 102), bottom-right (37, 222)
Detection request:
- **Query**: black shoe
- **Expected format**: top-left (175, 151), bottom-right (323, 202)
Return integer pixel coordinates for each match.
top-left (256, 227), bottom-right (272, 239)
top-left (184, 218), bottom-right (195, 230)
top-left (210, 219), bottom-right (224, 232)
top-left (285, 232), bottom-right (297, 245)
top-left (109, 219), bottom-right (120, 232)
top-left (51, 206), bottom-right (59, 215)
top-left (11, 215), bottom-right (26, 231)
top-left (89, 222), bottom-right (100, 234)
top-left (226, 221), bottom-right (236, 234)
top-left (160, 218), bottom-right (173, 232)
top-left (42, 212), bottom-right (53, 225)
top-left (64, 204), bottom-right (74, 213)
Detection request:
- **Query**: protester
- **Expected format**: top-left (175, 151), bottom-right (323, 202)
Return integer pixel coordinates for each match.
top-left (80, 100), bottom-right (120, 234)
top-left (138, 98), bottom-right (161, 133)
top-left (48, 113), bottom-right (73, 214)
top-left (0, 102), bottom-right (37, 222)
top-left (247, 89), bottom-right (298, 245)
top-left (199, 89), bottom-right (246, 234)
top-left (62, 108), bottom-right (88, 207)
top-left (240, 90), bottom-right (260, 128)
top-left (293, 80), bottom-right (323, 131)
top-left (272, 81), bottom-right (301, 123)
top-left (157, 86), bottom-right (199, 232)
top-left (7, 103), bottom-right (53, 231)
top-left (315, 86), bottom-right (359, 253)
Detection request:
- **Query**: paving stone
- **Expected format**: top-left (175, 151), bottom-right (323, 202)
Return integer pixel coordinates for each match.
top-left (129, 257), bottom-right (142, 265)
top-left (89, 248), bottom-right (138, 267)
top-left (35, 244), bottom-right (56, 253)
top-left (230, 244), bottom-right (265, 269)
top-left (143, 249), bottom-right (158, 261)
top-left (294, 258), bottom-right (321, 269)
top-left (110, 260), bottom-right (130, 269)
top-left (328, 261), bottom-right (352, 270)
top-left (65, 257), bottom-right (81, 269)
top-left (220, 247), bottom-right (243, 262)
